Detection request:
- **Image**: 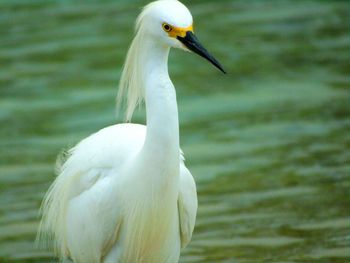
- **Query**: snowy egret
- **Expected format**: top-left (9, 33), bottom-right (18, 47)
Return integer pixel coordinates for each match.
top-left (37, 0), bottom-right (225, 262)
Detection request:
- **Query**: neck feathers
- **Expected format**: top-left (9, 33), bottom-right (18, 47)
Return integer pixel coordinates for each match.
top-left (117, 28), bottom-right (147, 122)
top-left (117, 1), bottom-right (166, 122)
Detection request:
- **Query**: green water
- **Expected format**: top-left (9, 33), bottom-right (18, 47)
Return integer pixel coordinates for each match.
top-left (1, 0), bottom-right (349, 262)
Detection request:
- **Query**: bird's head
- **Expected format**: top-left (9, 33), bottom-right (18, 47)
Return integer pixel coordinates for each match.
top-left (137, 0), bottom-right (226, 73)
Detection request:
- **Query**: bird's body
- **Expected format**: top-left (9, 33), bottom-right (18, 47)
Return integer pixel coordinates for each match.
top-left (38, 1), bottom-right (225, 262)
top-left (48, 123), bottom-right (195, 262)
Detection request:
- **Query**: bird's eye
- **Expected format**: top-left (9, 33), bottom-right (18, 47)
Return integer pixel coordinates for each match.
top-left (162, 23), bottom-right (172, 32)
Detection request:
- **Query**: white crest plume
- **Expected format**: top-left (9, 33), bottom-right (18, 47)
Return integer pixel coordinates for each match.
top-left (117, 0), bottom-right (174, 121)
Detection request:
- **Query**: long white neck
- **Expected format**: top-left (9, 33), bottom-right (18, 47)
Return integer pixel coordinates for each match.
top-left (139, 38), bottom-right (180, 178)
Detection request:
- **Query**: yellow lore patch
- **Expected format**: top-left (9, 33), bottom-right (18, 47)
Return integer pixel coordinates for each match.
top-left (162, 23), bottom-right (193, 38)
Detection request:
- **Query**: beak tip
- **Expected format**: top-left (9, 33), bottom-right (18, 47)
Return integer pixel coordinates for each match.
top-left (215, 64), bottom-right (226, 74)
top-left (178, 31), bottom-right (227, 75)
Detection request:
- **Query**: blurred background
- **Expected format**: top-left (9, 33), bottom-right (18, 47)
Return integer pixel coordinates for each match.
top-left (0, 0), bottom-right (349, 262)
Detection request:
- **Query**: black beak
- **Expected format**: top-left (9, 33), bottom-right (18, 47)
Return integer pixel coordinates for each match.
top-left (177, 31), bottom-right (226, 74)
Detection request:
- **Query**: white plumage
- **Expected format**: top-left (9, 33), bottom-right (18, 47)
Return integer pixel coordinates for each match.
top-left (38, 0), bottom-right (225, 262)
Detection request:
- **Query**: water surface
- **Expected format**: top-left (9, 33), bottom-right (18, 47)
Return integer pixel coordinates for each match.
top-left (0, 0), bottom-right (349, 262)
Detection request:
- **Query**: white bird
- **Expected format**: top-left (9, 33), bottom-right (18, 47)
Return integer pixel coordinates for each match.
top-left (37, 0), bottom-right (225, 262)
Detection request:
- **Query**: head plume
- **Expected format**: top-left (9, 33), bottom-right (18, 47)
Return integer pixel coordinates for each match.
top-left (116, 16), bottom-right (146, 122)
top-left (117, 0), bottom-right (188, 121)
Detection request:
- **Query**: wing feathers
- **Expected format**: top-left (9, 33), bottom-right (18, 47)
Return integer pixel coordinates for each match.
top-left (178, 164), bottom-right (197, 248)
